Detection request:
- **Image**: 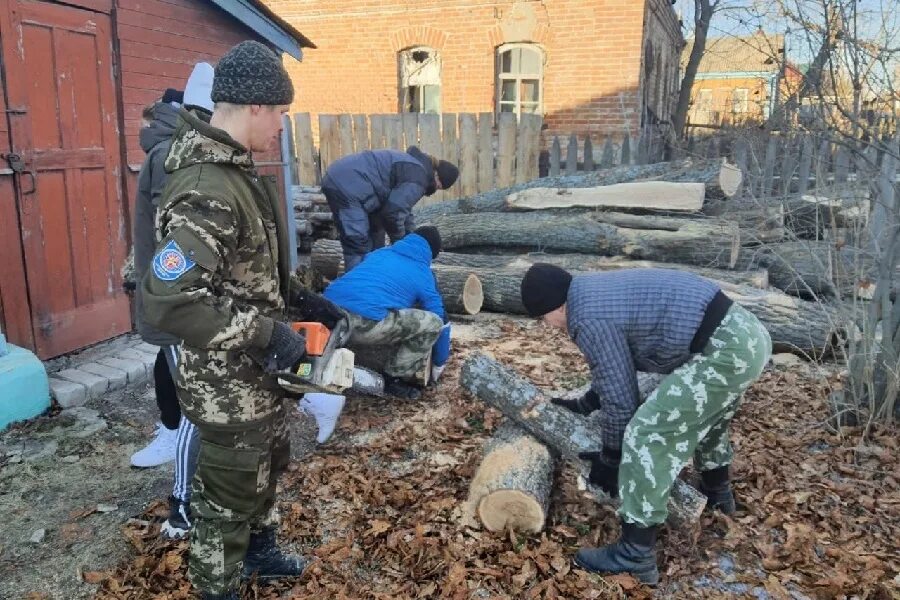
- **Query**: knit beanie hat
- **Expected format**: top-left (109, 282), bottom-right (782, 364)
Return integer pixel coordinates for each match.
top-left (162, 88), bottom-right (184, 105)
top-left (184, 62), bottom-right (215, 112)
top-left (211, 41), bottom-right (294, 106)
top-left (520, 263), bottom-right (573, 317)
top-left (436, 160), bottom-right (459, 189)
top-left (413, 226), bottom-right (442, 259)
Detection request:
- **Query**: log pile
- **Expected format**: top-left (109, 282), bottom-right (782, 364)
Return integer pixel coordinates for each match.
top-left (292, 185), bottom-right (336, 252)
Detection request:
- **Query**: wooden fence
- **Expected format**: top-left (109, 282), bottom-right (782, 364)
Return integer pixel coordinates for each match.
top-left (283, 112), bottom-right (542, 206)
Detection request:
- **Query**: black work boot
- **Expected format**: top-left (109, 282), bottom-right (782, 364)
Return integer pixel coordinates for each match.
top-left (574, 522), bottom-right (659, 585)
top-left (384, 376), bottom-right (422, 400)
top-left (242, 527), bottom-right (309, 581)
top-left (201, 591), bottom-right (238, 600)
top-left (700, 465), bottom-right (736, 515)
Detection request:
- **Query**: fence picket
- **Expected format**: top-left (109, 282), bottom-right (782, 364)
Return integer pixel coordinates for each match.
top-left (338, 114), bottom-right (354, 155)
top-left (458, 113), bottom-right (479, 199)
top-left (293, 112), bottom-right (317, 185)
top-left (477, 113), bottom-right (494, 193)
top-left (797, 136), bottom-right (813, 195)
top-left (442, 113), bottom-right (459, 199)
top-left (549, 136), bottom-right (561, 176)
top-left (565, 134), bottom-right (578, 175)
top-left (601, 137), bottom-right (614, 168)
top-left (318, 114), bottom-right (340, 173)
top-left (584, 137), bottom-right (594, 172)
top-left (496, 113), bottom-right (517, 188)
top-left (353, 115), bottom-right (369, 152)
top-left (369, 115), bottom-right (385, 150)
top-left (402, 112), bottom-right (419, 149)
top-left (621, 136), bottom-right (632, 165)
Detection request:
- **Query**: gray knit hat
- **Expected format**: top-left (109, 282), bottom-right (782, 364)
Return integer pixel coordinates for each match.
top-left (211, 41), bottom-right (294, 106)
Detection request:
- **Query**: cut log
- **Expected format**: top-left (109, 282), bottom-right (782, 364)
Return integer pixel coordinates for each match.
top-left (433, 269), bottom-right (483, 315)
top-left (431, 212), bottom-right (741, 268)
top-left (459, 353), bottom-right (707, 528)
top-left (415, 158), bottom-right (742, 222)
top-left (505, 182), bottom-right (706, 212)
top-left (465, 422), bottom-right (554, 533)
top-left (313, 239), bottom-right (766, 288)
top-left (710, 202), bottom-right (786, 244)
top-left (737, 242), bottom-right (836, 298)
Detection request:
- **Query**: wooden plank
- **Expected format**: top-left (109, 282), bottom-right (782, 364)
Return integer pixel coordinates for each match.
top-left (318, 114), bottom-right (340, 173)
top-left (281, 114), bottom-right (298, 185)
top-left (293, 113), bottom-right (317, 185)
top-left (369, 115), bottom-right (385, 150)
top-left (442, 113), bottom-right (459, 199)
top-left (781, 136), bottom-right (797, 196)
top-left (458, 113), bottom-right (478, 198)
top-left (506, 182), bottom-right (706, 212)
top-left (402, 112), bottom-right (419, 149)
top-left (834, 144), bottom-right (850, 185)
top-left (584, 138), bottom-right (594, 172)
top-left (516, 114), bottom-right (541, 184)
top-left (621, 135), bottom-right (632, 165)
top-left (477, 113), bottom-right (493, 193)
top-left (386, 115), bottom-right (403, 150)
top-left (549, 137), bottom-right (561, 176)
top-left (496, 112), bottom-right (517, 189)
top-left (353, 115), bottom-right (369, 152)
top-left (338, 114), bottom-right (354, 156)
top-left (601, 137), bottom-right (614, 168)
top-left (797, 136), bottom-right (813, 196)
top-left (419, 114), bottom-right (441, 158)
top-left (762, 135), bottom-right (778, 196)
top-left (565, 134), bottom-right (578, 175)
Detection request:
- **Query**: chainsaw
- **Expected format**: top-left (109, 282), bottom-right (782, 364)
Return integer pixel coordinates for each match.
top-left (275, 317), bottom-right (385, 396)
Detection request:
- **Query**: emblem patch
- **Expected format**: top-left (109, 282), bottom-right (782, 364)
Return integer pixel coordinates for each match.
top-left (152, 239), bottom-right (196, 282)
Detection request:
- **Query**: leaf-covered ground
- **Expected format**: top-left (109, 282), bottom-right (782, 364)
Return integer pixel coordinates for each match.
top-left (93, 319), bottom-right (899, 599)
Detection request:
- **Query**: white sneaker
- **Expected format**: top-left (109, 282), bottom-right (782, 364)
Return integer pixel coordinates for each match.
top-left (298, 393), bottom-right (346, 444)
top-left (130, 424), bottom-right (178, 467)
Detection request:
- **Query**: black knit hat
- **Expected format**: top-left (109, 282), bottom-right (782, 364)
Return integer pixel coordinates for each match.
top-left (211, 41), bottom-right (294, 106)
top-left (413, 226), bottom-right (442, 259)
top-left (162, 88), bottom-right (184, 104)
top-left (436, 160), bottom-right (459, 189)
top-left (520, 263), bottom-right (573, 317)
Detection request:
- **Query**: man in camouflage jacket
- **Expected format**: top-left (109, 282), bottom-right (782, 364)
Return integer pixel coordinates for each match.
top-left (142, 41), bottom-right (341, 600)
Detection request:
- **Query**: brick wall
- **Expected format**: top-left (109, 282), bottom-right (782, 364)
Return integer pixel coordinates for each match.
top-left (267, 0), bottom-right (682, 145)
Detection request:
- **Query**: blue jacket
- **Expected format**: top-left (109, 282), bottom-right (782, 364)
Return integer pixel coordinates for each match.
top-left (323, 234), bottom-right (451, 366)
top-left (321, 147), bottom-right (435, 267)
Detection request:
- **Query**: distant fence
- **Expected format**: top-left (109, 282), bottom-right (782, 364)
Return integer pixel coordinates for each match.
top-left (283, 112), bottom-right (542, 206)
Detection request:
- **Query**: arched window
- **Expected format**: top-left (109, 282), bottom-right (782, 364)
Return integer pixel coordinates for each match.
top-left (496, 43), bottom-right (544, 118)
top-left (399, 46), bottom-right (441, 114)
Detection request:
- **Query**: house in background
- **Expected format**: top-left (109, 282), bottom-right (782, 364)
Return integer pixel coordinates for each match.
top-left (0, 0), bottom-right (313, 359)
top-left (265, 0), bottom-right (683, 144)
top-left (684, 31), bottom-right (801, 127)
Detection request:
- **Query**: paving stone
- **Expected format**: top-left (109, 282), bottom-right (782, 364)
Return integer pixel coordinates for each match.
top-left (78, 362), bottom-right (127, 391)
top-left (53, 369), bottom-right (108, 400)
top-left (97, 357), bottom-right (147, 384)
top-left (48, 377), bottom-right (87, 408)
top-left (118, 348), bottom-right (156, 370)
top-left (133, 342), bottom-right (161, 356)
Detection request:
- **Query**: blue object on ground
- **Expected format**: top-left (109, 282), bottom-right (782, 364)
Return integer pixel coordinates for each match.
top-left (0, 342), bottom-right (51, 430)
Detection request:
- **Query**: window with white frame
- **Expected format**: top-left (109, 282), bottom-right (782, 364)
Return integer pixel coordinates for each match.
top-left (696, 88), bottom-right (713, 123)
top-left (732, 88), bottom-right (749, 114)
top-left (399, 46), bottom-right (441, 114)
top-left (496, 43), bottom-right (544, 118)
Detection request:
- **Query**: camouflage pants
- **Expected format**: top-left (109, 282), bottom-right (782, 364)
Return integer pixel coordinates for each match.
top-left (188, 400), bottom-right (290, 595)
top-left (618, 304), bottom-right (772, 527)
top-left (347, 309), bottom-right (442, 380)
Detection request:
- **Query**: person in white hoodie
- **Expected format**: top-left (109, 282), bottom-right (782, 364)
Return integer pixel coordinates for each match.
top-left (129, 62), bottom-right (216, 541)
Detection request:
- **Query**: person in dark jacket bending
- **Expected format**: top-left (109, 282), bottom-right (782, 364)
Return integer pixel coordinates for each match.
top-left (520, 265), bottom-right (772, 586)
top-left (321, 146), bottom-right (458, 271)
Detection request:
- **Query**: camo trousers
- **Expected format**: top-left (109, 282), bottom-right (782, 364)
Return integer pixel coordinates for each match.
top-left (347, 309), bottom-right (442, 379)
top-left (618, 304), bottom-right (772, 527)
top-left (188, 399), bottom-right (290, 595)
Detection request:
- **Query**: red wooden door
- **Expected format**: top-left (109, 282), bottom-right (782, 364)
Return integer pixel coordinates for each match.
top-left (0, 0), bottom-right (130, 358)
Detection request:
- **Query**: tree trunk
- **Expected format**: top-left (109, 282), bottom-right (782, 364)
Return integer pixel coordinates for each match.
top-left (414, 159), bottom-right (740, 222)
top-left (465, 422), bottom-right (554, 533)
top-left (672, 0), bottom-right (715, 139)
top-left (505, 182), bottom-right (706, 213)
top-left (459, 353), bottom-right (707, 528)
top-left (431, 212), bottom-right (741, 268)
top-left (708, 202), bottom-right (786, 244)
top-left (433, 270), bottom-right (483, 315)
top-left (737, 242), bottom-right (836, 298)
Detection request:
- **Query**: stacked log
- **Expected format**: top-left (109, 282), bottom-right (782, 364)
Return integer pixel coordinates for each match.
top-left (292, 185), bottom-right (336, 251)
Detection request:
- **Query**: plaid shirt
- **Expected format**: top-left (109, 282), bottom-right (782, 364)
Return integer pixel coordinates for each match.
top-left (566, 269), bottom-right (720, 450)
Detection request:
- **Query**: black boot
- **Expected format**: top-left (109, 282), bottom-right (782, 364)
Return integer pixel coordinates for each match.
top-left (242, 527), bottom-right (309, 581)
top-left (201, 591), bottom-right (238, 600)
top-left (383, 376), bottom-right (422, 400)
top-left (574, 522), bottom-right (659, 585)
top-left (700, 465), bottom-right (736, 515)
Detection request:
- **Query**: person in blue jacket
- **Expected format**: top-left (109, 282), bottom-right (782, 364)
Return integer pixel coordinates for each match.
top-left (323, 226), bottom-right (451, 399)
top-left (322, 146), bottom-right (458, 271)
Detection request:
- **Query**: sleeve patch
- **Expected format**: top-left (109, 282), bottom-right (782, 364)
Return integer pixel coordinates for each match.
top-left (152, 239), bottom-right (197, 281)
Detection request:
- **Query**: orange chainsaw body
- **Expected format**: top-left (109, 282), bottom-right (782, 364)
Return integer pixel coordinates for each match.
top-left (291, 322), bottom-right (331, 356)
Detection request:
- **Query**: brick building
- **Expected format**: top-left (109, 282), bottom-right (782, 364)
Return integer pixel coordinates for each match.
top-left (685, 32), bottom-right (802, 127)
top-left (266, 0), bottom-right (683, 142)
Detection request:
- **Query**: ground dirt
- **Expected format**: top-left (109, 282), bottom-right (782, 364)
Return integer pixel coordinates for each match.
top-left (2, 313), bottom-right (898, 599)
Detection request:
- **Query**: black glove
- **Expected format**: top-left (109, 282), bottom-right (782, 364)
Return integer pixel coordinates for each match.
top-left (260, 321), bottom-right (307, 373)
top-left (577, 447), bottom-right (622, 498)
top-left (291, 289), bottom-right (344, 330)
top-left (551, 389), bottom-right (600, 415)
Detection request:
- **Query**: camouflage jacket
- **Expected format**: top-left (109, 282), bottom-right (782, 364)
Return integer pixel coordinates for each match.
top-left (142, 108), bottom-right (292, 426)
